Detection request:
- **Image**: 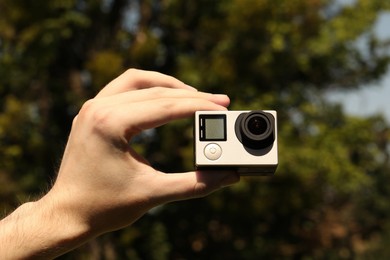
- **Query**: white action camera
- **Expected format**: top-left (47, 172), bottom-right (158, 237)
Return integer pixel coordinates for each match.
top-left (194, 110), bottom-right (278, 175)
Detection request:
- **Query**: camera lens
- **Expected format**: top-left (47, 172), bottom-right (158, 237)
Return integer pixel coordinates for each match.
top-left (247, 116), bottom-right (267, 135)
top-left (235, 111), bottom-right (275, 150)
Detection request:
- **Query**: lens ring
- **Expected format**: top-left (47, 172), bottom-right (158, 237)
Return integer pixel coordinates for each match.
top-left (235, 111), bottom-right (275, 150)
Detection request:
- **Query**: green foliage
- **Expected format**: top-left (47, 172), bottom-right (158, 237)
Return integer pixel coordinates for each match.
top-left (1, 0), bottom-right (390, 258)
top-left (86, 50), bottom-right (125, 91)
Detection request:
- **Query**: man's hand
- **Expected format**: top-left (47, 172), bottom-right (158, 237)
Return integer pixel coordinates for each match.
top-left (0, 69), bottom-right (239, 259)
top-left (52, 68), bottom-right (238, 232)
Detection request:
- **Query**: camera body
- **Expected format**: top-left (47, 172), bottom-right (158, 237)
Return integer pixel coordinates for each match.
top-left (194, 110), bottom-right (278, 175)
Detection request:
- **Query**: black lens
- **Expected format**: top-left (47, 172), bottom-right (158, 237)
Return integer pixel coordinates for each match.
top-left (235, 111), bottom-right (275, 150)
top-left (247, 116), bottom-right (267, 135)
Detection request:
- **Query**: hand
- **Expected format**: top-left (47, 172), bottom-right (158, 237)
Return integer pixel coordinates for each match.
top-left (47, 69), bottom-right (239, 235)
top-left (0, 69), bottom-right (239, 259)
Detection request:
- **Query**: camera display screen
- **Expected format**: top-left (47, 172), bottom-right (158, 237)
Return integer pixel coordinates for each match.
top-left (199, 115), bottom-right (227, 141)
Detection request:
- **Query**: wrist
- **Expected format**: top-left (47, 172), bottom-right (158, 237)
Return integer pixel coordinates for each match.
top-left (34, 189), bottom-right (95, 256)
top-left (0, 191), bottom-right (94, 259)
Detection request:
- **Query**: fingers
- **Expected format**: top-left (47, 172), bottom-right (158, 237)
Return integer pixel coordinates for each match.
top-left (116, 97), bottom-right (229, 137)
top-left (91, 69), bottom-right (231, 135)
top-left (96, 87), bottom-right (230, 110)
top-left (96, 69), bottom-right (197, 98)
top-left (82, 88), bottom-right (230, 139)
top-left (150, 171), bottom-right (240, 203)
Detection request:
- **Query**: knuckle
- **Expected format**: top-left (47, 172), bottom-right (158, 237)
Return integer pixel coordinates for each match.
top-left (71, 115), bottom-right (79, 127)
top-left (80, 99), bottom-right (95, 112)
top-left (150, 86), bottom-right (169, 96)
top-left (159, 98), bottom-right (176, 110)
top-left (125, 68), bottom-right (139, 76)
top-left (124, 68), bottom-right (141, 82)
top-left (79, 99), bottom-right (113, 133)
top-left (124, 68), bottom-right (145, 87)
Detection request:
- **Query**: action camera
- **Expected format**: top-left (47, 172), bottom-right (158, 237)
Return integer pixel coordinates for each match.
top-left (194, 110), bottom-right (278, 175)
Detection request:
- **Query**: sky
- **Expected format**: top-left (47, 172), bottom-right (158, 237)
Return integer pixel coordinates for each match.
top-left (327, 12), bottom-right (390, 122)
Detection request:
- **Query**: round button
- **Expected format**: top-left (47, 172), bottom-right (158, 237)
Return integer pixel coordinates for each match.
top-left (204, 143), bottom-right (222, 160)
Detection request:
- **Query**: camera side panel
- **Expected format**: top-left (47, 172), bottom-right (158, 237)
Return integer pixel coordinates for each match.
top-left (194, 110), bottom-right (278, 175)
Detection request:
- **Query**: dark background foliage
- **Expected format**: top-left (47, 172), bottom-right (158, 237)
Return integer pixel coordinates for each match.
top-left (1, 0), bottom-right (390, 258)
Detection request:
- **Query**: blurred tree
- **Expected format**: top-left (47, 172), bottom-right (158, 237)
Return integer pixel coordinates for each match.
top-left (1, 0), bottom-right (390, 259)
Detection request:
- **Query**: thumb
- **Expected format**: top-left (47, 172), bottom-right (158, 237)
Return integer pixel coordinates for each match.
top-left (153, 171), bottom-right (240, 203)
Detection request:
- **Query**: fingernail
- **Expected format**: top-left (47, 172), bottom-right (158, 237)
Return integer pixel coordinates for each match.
top-left (212, 94), bottom-right (230, 106)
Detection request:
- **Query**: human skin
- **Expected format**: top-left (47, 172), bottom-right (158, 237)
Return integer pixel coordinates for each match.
top-left (0, 69), bottom-right (239, 259)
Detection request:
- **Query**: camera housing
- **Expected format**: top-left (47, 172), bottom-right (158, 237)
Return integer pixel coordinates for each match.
top-left (194, 110), bottom-right (278, 175)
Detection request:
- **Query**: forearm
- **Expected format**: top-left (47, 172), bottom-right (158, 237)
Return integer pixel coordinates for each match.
top-left (0, 194), bottom-right (92, 259)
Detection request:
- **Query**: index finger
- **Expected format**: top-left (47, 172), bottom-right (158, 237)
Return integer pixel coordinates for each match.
top-left (96, 69), bottom-right (197, 98)
top-left (109, 97), bottom-right (229, 139)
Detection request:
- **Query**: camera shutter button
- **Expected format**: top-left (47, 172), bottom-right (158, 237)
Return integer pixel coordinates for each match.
top-left (204, 143), bottom-right (222, 160)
